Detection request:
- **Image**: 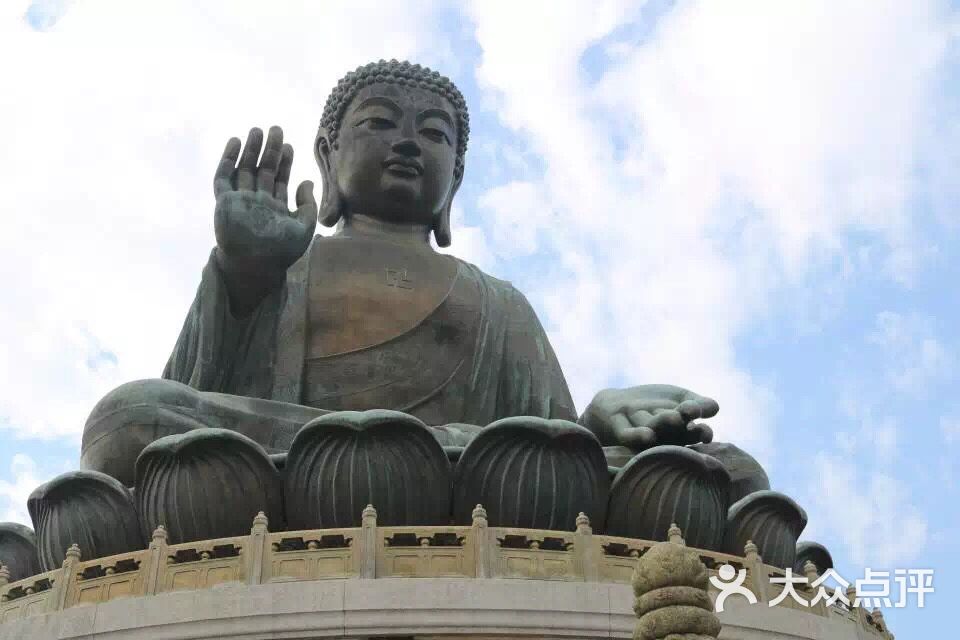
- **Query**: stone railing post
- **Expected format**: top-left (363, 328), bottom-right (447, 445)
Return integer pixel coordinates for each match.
top-left (802, 560), bottom-right (818, 583)
top-left (144, 525), bottom-right (168, 596)
top-left (0, 564), bottom-right (10, 603)
top-left (360, 504), bottom-right (377, 578)
top-left (667, 522), bottom-right (685, 546)
top-left (846, 583), bottom-right (857, 608)
top-left (803, 560), bottom-right (827, 617)
top-left (247, 511), bottom-right (271, 585)
top-left (744, 540), bottom-right (769, 604)
top-left (846, 584), bottom-right (872, 631)
top-left (872, 608), bottom-right (888, 635)
top-left (48, 543), bottom-right (81, 612)
top-left (847, 583), bottom-right (878, 634)
top-left (574, 512), bottom-right (599, 582)
top-left (471, 504), bottom-right (492, 578)
top-left (633, 541), bottom-right (721, 639)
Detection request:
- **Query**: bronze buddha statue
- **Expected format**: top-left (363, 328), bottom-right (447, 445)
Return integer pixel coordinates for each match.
top-left (80, 60), bottom-right (719, 487)
top-left (3, 62), bottom-right (814, 578)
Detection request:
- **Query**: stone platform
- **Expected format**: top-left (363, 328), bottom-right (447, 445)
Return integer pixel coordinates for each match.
top-left (0, 577), bottom-right (882, 640)
top-left (0, 509), bottom-right (891, 639)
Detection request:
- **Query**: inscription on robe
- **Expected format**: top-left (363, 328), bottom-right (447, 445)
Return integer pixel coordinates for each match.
top-left (385, 268), bottom-right (414, 289)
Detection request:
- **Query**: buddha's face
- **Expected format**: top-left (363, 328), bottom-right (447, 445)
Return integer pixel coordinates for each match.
top-left (326, 82), bottom-right (459, 226)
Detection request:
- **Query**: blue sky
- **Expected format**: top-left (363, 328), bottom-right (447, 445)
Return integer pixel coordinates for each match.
top-left (1, 0), bottom-right (958, 635)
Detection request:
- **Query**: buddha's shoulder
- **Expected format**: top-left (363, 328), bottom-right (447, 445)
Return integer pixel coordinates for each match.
top-left (308, 236), bottom-right (517, 286)
top-left (445, 255), bottom-right (537, 307)
top-left (305, 235), bottom-right (530, 304)
top-left (444, 254), bottom-right (505, 287)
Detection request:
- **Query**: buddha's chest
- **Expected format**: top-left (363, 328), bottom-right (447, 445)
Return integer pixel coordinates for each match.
top-left (306, 238), bottom-right (461, 357)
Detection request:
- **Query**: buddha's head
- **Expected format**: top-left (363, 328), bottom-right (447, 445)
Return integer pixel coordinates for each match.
top-left (315, 60), bottom-right (470, 246)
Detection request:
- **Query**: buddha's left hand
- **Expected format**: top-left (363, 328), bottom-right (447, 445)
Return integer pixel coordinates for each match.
top-left (578, 384), bottom-right (718, 451)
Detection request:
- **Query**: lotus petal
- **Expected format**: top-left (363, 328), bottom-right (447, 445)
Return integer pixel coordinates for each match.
top-left (285, 410), bottom-right (451, 528)
top-left (0, 522), bottom-right (40, 581)
top-left (689, 441), bottom-right (770, 503)
top-left (453, 417), bottom-right (609, 530)
top-left (28, 470), bottom-right (144, 571)
top-left (794, 540), bottom-right (834, 574)
top-left (135, 428), bottom-right (283, 543)
top-left (607, 445), bottom-right (730, 550)
top-left (724, 490), bottom-right (808, 569)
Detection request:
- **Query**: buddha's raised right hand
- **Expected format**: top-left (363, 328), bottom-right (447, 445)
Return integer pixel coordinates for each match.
top-left (213, 126), bottom-right (317, 313)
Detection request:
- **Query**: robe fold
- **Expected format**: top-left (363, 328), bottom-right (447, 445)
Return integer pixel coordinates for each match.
top-left (162, 239), bottom-right (576, 429)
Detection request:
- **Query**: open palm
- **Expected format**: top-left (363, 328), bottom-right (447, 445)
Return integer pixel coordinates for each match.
top-left (579, 384), bottom-right (718, 450)
top-left (214, 126), bottom-right (317, 271)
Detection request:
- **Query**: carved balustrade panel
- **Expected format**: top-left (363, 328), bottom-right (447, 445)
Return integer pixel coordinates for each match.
top-left (0, 568), bottom-right (58, 623)
top-left (160, 536), bottom-right (246, 592)
top-left (71, 549), bottom-right (149, 606)
top-left (491, 527), bottom-right (578, 581)
top-left (378, 526), bottom-right (473, 578)
top-left (594, 534), bottom-right (654, 583)
top-left (268, 528), bottom-right (360, 581)
top-left (0, 519), bottom-right (895, 639)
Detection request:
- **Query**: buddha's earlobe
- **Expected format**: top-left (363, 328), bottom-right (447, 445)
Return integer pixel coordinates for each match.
top-left (432, 170), bottom-right (462, 248)
top-left (433, 204), bottom-right (452, 247)
top-left (314, 130), bottom-right (344, 227)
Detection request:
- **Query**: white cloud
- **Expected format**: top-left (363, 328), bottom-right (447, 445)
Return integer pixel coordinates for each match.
top-left (0, 455), bottom-right (42, 525)
top-left (941, 416), bottom-right (960, 445)
top-left (867, 311), bottom-right (952, 393)
top-left (807, 324), bottom-right (947, 566)
top-left (800, 410), bottom-right (927, 569)
top-left (0, 0), bottom-right (453, 440)
top-left (807, 451), bottom-right (927, 568)
top-left (479, 181), bottom-right (553, 256)
top-left (465, 0), bottom-right (957, 463)
top-left (833, 412), bottom-right (900, 466)
top-left (438, 204), bottom-right (497, 273)
top-left (0, 453), bottom-right (73, 526)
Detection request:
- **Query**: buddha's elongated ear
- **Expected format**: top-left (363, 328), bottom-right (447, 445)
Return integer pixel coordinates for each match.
top-left (432, 169), bottom-right (463, 248)
top-left (314, 128), bottom-right (344, 227)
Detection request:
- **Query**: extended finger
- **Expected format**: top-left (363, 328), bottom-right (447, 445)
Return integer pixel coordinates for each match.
top-left (294, 180), bottom-right (318, 233)
top-left (275, 144), bottom-right (294, 205)
top-left (685, 422), bottom-right (714, 445)
top-left (627, 409), bottom-right (653, 429)
top-left (610, 413), bottom-right (646, 446)
top-left (257, 126), bottom-right (284, 193)
top-left (677, 394), bottom-right (720, 421)
top-left (623, 398), bottom-right (677, 415)
top-left (214, 137), bottom-right (241, 198)
top-left (616, 423), bottom-right (657, 450)
top-left (237, 127), bottom-right (263, 191)
top-left (644, 409), bottom-right (687, 433)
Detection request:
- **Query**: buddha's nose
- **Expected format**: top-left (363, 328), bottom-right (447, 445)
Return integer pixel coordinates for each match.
top-left (392, 138), bottom-right (421, 157)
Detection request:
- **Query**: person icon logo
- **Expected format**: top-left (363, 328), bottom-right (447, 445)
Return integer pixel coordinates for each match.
top-left (710, 564), bottom-right (759, 612)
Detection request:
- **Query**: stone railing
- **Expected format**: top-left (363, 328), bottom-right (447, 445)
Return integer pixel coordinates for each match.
top-left (0, 506), bottom-right (892, 638)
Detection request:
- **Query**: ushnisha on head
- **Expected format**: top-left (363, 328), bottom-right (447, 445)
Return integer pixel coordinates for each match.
top-left (314, 60), bottom-right (471, 246)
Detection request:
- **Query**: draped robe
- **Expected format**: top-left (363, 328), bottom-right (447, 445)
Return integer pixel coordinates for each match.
top-left (160, 237), bottom-right (576, 450)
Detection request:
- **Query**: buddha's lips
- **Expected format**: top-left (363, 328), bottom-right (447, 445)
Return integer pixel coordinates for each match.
top-left (383, 158), bottom-right (423, 176)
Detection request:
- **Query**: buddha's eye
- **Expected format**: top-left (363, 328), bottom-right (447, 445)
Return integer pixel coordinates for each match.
top-left (356, 117), bottom-right (396, 130)
top-left (420, 127), bottom-right (451, 145)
